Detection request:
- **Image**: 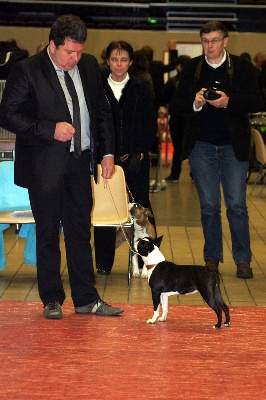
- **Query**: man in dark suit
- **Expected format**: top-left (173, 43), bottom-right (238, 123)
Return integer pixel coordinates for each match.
top-left (175, 21), bottom-right (264, 279)
top-left (0, 15), bottom-right (124, 319)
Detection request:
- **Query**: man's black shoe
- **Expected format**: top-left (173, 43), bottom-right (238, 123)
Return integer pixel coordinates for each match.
top-left (75, 300), bottom-right (124, 316)
top-left (165, 174), bottom-right (179, 183)
top-left (237, 263), bottom-right (253, 279)
top-left (205, 257), bottom-right (219, 273)
top-left (43, 301), bottom-right (62, 319)
top-left (97, 268), bottom-right (111, 275)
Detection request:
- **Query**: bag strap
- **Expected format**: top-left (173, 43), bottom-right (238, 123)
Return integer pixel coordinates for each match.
top-left (193, 50), bottom-right (234, 87)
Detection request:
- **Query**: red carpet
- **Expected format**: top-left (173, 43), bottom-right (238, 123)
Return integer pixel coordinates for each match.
top-left (0, 302), bottom-right (265, 399)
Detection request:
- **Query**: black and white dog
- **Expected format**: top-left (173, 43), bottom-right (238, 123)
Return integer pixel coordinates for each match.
top-left (136, 236), bottom-right (230, 329)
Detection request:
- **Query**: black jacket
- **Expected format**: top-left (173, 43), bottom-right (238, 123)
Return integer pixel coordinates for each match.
top-left (0, 49), bottom-right (115, 191)
top-left (175, 53), bottom-right (264, 161)
top-left (104, 75), bottom-right (157, 157)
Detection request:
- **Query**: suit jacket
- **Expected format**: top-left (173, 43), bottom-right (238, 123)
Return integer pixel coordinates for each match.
top-left (0, 48), bottom-right (115, 191)
top-left (174, 54), bottom-right (264, 161)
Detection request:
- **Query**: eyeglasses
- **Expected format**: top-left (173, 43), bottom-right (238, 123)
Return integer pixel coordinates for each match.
top-left (201, 37), bottom-right (225, 45)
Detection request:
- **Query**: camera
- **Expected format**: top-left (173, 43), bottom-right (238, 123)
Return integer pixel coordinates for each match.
top-left (203, 81), bottom-right (221, 101)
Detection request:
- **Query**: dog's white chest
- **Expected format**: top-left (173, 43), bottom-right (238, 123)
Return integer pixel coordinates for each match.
top-left (164, 291), bottom-right (180, 296)
top-left (163, 290), bottom-right (198, 296)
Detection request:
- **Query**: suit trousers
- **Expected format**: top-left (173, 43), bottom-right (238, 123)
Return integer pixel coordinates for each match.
top-left (28, 150), bottom-right (99, 308)
top-left (94, 158), bottom-right (156, 271)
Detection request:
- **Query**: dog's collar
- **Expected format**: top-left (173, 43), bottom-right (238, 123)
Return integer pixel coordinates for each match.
top-left (146, 264), bottom-right (157, 270)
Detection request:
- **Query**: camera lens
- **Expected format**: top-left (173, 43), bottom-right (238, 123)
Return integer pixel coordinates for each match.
top-left (203, 89), bottom-right (221, 101)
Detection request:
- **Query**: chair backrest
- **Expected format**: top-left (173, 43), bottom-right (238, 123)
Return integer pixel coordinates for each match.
top-left (91, 165), bottom-right (129, 225)
top-left (0, 161), bottom-right (130, 225)
top-left (0, 161), bottom-right (31, 211)
top-left (251, 128), bottom-right (266, 165)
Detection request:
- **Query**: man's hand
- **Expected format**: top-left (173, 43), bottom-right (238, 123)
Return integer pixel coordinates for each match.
top-left (207, 91), bottom-right (229, 109)
top-left (54, 122), bottom-right (75, 142)
top-left (167, 40), bottom-right (178, 50)
top-left (195, 88), bottom-right (207, 110)
top-left (101, 156), bottom-right (115, 179)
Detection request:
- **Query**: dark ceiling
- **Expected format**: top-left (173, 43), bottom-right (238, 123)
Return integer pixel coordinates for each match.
top-left (0, 1), bottom-right (265, 33)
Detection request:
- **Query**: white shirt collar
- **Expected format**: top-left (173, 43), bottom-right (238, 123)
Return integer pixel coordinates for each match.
top-left (205, 49), bottom-right (226, 69)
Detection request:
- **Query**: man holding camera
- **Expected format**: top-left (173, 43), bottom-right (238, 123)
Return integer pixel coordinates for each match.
top-left (175, 21), bottom-right (264, 279)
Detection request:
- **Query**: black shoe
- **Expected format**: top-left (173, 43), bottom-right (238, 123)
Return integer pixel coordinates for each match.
top-left (75, 300), bottom-right (124, 316)
top-left (237, 263), bottom-right (253, 279)
top-left (165, 174), bottom-right (179, 183)
top-left (97, 268), bottom-right (111, 275)
top-left (205, 257), bottom-right (219, 273)
top-left (43, 301), bottom-right (62, 319)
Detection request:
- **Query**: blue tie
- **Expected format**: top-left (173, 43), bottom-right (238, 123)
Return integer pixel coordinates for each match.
top-left (64, 71), bottom-right (81, 158)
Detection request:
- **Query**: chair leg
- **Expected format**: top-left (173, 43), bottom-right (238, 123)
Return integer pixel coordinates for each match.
top-left (128, 223), bottom-right (134, 287)
top-left (250, 165), bottom-right (263, 195)
top-left (258, 170), bottom-right (266, 198)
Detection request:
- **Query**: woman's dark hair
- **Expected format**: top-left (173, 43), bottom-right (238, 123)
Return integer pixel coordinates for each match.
top-left (105, 41), bottom-right (134, 61)
top-left (200, 21), bottom-right (229, 38)
top-left (49, 14), bottom-right (87, 47)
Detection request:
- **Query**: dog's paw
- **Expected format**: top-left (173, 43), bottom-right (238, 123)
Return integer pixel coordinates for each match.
top-left (140, 272), bottom-right (148, 279)
top-left (132, 271), bottom-right (141, 278)
top-left (158, 316), bottom-right (167, 322)
top-left (146, 318), bottom-right (156, 324)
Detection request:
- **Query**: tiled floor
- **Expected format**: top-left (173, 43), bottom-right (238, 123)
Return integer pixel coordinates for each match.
top-left (1, 160), bottom-right (266, 308)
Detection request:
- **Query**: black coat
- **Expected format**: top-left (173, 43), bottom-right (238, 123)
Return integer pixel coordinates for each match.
top-left (0, 49), bottom-right (115, 191)
top-left (104, 75), bottom-right (157, 157)
top-left (175, 54), bottom-right (264, 161)
top-left (149, 49), bottom-right (177, 109)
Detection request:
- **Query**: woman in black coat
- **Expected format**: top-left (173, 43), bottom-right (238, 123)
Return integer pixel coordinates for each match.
top-left (94, 41), bottom-right (158, 275)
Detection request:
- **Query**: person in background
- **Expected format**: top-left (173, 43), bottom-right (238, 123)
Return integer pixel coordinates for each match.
top-left (253, 51), bottom-right (266, 103)
top-left (161, 55), bottom-right (191, 182)
top-left (239, 52), bottom-right (252, 61)
top-left (175, 21), bottom-right (264, 279)
top-left (99, 47), bottom-right (110, 79)
top-left (129, 50), bottom-right (154, 97)
top-left (0, 14), bottom-right (123, 319)
top-left (36, 43), bottom-right (46, 53)
top-left (94, 40), bottom-right (157, 275)
top-left (253, 51), bottom-right (266, 71)
top-left (141, 41), bottom-right (178, 162)
top-left (0, 39), bottom-right (28, 79)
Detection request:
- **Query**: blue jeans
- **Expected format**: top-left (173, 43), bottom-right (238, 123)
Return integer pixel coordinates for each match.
top-left (189, 141), bottom-right (251, 265)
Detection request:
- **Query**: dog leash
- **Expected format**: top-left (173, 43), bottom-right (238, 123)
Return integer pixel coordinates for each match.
top-left (125, 182), bottom-right (136, 204)
top-left (102, 178), bottom-right (139, 255)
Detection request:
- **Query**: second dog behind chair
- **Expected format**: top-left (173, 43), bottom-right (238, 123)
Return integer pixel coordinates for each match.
top-left (115, 203), bottom-right (156, 278)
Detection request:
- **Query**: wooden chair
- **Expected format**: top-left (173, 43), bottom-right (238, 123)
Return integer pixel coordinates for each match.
top-left (0, 162), bottom-right (133, 285)
top-left (91, 164), bottom-right (134, 285)
top-left (250, 128), bottom-right (266, 197)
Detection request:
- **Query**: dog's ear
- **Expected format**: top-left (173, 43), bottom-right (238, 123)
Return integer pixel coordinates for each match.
top-left (144, 208), bottom-right (154, 218)
top-left (154, 235), bottom-right (163, 248)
